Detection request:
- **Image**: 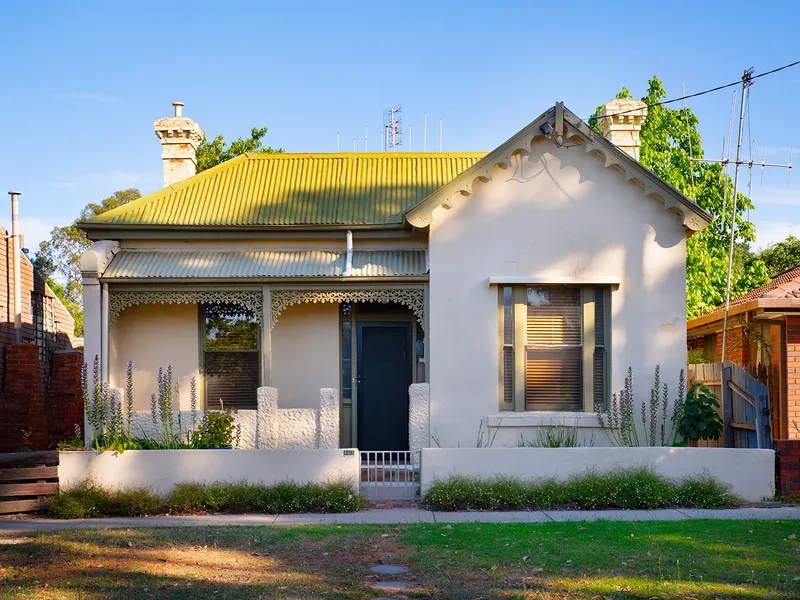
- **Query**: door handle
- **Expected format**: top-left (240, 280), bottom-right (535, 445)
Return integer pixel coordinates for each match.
top-left (355, 375), bottom-right (366, 385)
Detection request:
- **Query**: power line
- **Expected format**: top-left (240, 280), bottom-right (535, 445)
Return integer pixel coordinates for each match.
top-left (586, 59), bottom-right (800, 121)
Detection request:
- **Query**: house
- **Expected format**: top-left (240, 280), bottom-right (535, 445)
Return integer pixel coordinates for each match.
top-left (687, 265), bottom-right (800, 440)
top-left (0, 222), bottom-right (81, 452)
top-left (78, 99), bottom-right (712, 450)
top-left (0, 225), bottom-right (78, 385)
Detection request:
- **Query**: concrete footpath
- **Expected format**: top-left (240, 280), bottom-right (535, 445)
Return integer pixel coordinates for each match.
top-left (2, 507), bottom-right (800, 534)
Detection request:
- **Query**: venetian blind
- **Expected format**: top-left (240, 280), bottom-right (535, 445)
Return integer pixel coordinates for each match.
top-left (525, 287), bottom-right (582, 410)
top-left (502, 287), bottom-right (514, 406)
top-left (592, 288), bottom-right (607, 410)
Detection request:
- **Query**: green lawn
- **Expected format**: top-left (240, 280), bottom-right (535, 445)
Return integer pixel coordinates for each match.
top-left (0, 520), bottom-right (797, 599)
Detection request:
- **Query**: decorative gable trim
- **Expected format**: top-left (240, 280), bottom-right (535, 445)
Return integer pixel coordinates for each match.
top-left (404, 106), bottom-right (713, 233)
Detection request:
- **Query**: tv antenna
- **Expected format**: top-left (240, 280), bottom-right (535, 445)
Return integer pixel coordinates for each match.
top-left (383, 106), bottom-right (402, 151)
top-left (690, 68), bottom-right (793, 361)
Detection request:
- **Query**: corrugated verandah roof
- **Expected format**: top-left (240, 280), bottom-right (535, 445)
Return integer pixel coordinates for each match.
top-left (85, 153), bottom-right (485, 228)
top-left (102, 249), bottom-right (428, 279)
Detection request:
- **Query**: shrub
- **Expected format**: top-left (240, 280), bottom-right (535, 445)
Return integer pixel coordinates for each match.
top-left (50, 478), bottom-right (365, 518)
top-left (191, 407), bottom-right (240, 449)
top-left (423, 467), bottom-right (741, 511)
top-left (676, 474), bottom-right (739, 508)
top-left (48, 480), bottom-right (161, 519)
top-left (679, 382), bottom-right (724, 443)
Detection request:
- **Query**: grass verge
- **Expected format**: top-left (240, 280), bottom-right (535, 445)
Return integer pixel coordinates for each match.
top-left (0, 520), bottom-right (797, 599)
top-left (423, 467), bottom-right (740, 511)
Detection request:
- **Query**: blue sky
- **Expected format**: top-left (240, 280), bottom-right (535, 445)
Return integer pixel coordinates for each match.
top-left (1, 0), bottom-right (798, 251)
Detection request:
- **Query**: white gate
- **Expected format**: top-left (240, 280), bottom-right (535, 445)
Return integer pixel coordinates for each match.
top-left (359, 451), bottom-right (421, 500)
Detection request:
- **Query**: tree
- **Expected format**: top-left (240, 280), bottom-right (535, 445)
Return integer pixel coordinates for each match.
top-left (590, 78), bottom-right (769, 318)
top-left (196, 126), bottom-right (282, 173)
top-left (755, 234), bottom-right (800, 276)
top-left (34, 189), bottom-right (141, 336)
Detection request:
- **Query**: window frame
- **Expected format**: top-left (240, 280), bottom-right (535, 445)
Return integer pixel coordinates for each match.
top-left (200, 302), bottom-right (261, 410)
top-left (498, 285), bottom-right (610, 413)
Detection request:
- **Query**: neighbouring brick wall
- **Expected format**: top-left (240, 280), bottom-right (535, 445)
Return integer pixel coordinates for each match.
top-left (0, 344), bottom-right (47, 452)
top-left (788, 316), bottom-right (800, 437)
top-left (0, 231), bottom-right (78, 390)
top-left (716, 323), bottom-right (749, 367)
top-left (0, 344), bottom-right (83, 452)
top-left (774, 439), bottom-right (800, 497)
top-left (46, 350), bottom-right (84, 446)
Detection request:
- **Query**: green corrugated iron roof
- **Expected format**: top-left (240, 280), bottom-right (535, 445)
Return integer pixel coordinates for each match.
top-left (103, 249), bottom-right (428, 279)
top-left (84, 153), bottom-right (485, 228)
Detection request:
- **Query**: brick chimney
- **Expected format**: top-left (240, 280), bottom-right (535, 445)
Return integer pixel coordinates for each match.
top-left (596, 98), bottom-right (648, 161)
top-left (154, 102), bottom-right (204, 187)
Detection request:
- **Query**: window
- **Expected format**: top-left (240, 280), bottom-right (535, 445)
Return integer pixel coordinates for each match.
top-left (203, 303), bottom-right (260, 410)
top-left (499, 286), bottom-right (609, 412)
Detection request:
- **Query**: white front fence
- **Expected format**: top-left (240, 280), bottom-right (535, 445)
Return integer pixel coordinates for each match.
top-left (97, 387), bottom-right (339, 450)
top-left (60, 448), bottom-right (359, 494)
top-left (420, 447), bottom-right (775, 502)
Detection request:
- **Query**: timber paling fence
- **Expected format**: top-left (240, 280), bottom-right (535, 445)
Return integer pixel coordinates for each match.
top-left (0, 450), bottom-right (59, 514)
top-left (687, 362), bottom-right (772, 449)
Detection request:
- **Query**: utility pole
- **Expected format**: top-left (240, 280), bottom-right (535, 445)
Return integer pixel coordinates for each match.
top-left (691, 68), bottom-right (792, 362)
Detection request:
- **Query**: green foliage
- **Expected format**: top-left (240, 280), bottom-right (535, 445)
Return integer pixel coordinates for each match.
top-left (191, 407), bottom-right (240, 449)
top-left (679, 382), bottom-right (724, 442)
top-left (196, 126), bottom-right (283, 173)
top-left (50, 479), bottom-right (365, 518)
top-left (423, 468), bottom-right (740, 511)
top-left (688, 348), bottom-right (713, 364)
top-left (595, 366), bottom-right (685, 447)
top-left (517, 423), bottom-right (592, 447)
top-left (34, 189), bottom-right (141, 336)
top-left (48, 480), bottom-right (162, 519)
top-left (83, 355), bottom-right (127, 452)
top-left (756, 234), bottom-right (800, 276)
top-left (590, 77), bottom-right (770, 318)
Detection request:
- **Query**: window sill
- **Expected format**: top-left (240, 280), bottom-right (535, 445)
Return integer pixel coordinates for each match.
top-left (485, 412), bottom-right (604, 428)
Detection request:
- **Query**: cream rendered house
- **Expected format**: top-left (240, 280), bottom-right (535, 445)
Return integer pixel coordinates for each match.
top-left (80, 100), bottom-right (712, 450)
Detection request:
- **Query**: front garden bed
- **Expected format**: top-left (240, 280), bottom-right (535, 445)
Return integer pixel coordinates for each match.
top-left (423, 467), bottom-right (740, 511)
top-left (48, 479), bottom-right (365, 518)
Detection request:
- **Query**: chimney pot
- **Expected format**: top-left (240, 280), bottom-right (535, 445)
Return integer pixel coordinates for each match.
top-left (154, 103), bottom-right (204, 187)
top-left (596, 98), bottom-right (648, 160)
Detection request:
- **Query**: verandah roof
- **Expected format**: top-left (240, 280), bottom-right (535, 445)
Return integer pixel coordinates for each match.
top-left (102, 249), bottom-right (428, 279)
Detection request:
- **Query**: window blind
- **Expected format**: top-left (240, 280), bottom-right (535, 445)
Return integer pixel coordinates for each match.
top-left (502, 287), bottom-right (514, 406)
top-left (592, 287), bottom-right (607, 410)
top-left (205, 352), bottom-right (260, 410)
top-left (525, 287), bottom-right (582, 410)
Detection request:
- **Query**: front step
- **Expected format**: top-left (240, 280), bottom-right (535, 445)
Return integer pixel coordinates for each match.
top-left (368, 499), bottom-right (421, 510)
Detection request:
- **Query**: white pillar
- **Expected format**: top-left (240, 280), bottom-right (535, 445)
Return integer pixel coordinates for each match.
top-left (318, 388), bottom-right (340, 448)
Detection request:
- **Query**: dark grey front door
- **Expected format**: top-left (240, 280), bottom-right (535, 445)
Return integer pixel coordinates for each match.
top-left (356, 321), bottom-right (412, 451)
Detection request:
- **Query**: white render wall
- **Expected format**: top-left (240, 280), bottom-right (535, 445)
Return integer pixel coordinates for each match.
top-left (256, 387), bottom-right (340, 449)
top-left (60, 449), bottom-right (359, 494)
top-left (90, 387), bottom-right (338, 449)
top-left (420, 447), bottom-right (775, 502)
top-left (427, 141), bottom-right (688, 447)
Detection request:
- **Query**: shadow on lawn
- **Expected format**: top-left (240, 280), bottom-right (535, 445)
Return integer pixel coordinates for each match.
top-left (0, 523), bottom-right (798, 600)
top-left (0, 527), bottom-right (392, 600)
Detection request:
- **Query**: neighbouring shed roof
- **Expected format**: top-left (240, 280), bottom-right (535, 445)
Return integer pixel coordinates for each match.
top-left (83, 153), bottom-right (484, 230)
top-left (102, 249), bottom-right (428, 279)
top-left (687, 264), bottom-right (800, 329)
